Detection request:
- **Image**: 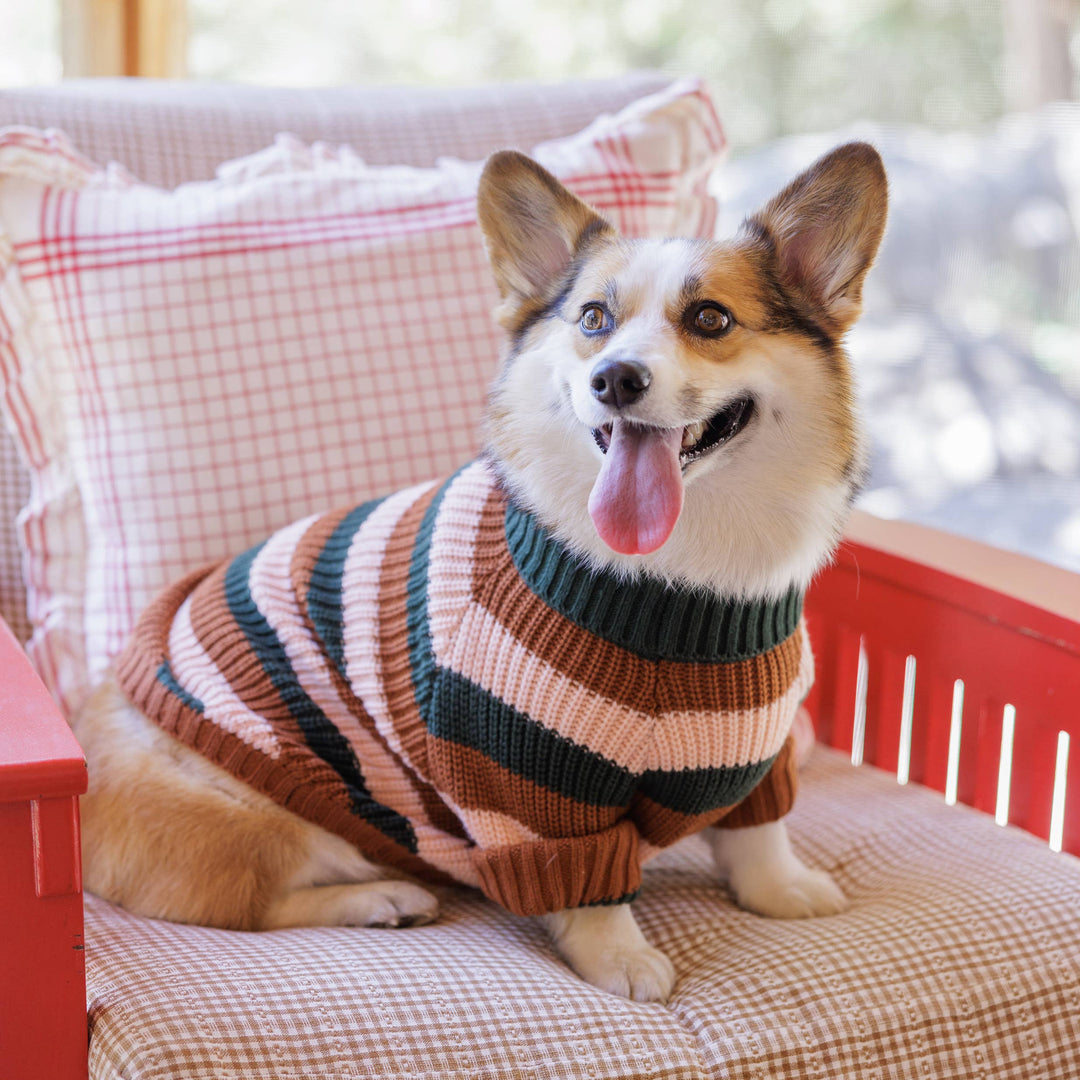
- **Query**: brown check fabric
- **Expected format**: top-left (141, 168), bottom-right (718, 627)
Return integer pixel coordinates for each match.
top-left (84, 747), bottom-right (1080, 1079)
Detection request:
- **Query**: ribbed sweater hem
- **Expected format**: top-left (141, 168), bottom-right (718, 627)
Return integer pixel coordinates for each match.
top-left (473, 820), bottom-right (641, 917)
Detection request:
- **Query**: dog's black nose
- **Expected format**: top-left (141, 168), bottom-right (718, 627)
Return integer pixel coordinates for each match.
top-left (590, 359), bottom-right (651, 408)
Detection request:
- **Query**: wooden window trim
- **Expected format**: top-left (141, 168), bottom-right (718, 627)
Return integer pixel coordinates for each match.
top-left (61, 0), bottom-right (187, 78)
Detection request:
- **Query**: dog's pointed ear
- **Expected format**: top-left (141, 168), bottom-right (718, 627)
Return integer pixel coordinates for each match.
top-left (745, 142), bottom-right (887, 336)
top-left (477, 151), bottom-right (614, 326)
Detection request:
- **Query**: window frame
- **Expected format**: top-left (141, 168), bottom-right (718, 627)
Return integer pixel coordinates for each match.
top-left (61, 0), bottom-right (186, 77)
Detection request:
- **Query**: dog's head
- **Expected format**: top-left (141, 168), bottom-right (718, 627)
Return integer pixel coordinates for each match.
top-left (477, 144), bottom-right (887, 597)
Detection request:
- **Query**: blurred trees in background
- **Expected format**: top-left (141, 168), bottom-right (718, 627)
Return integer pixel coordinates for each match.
top-left (186, 0), bottom-right (1074, 149)
top-left (3, 1), bottom-right (1077, 152)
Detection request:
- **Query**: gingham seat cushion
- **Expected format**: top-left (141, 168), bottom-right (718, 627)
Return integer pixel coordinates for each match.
top-left (0, 72), bottom-right (674, 655)
top-left (84, 748), bottom-right (1080, 1079)
top-left (0, 78), bottom-right (723, 715)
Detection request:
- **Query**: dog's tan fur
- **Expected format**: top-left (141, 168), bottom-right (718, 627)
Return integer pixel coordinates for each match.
top-left (73, 144), bottom-right (887, 1002)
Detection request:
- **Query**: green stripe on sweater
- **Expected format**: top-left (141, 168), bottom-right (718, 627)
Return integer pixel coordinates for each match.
top-left (639, 756), bottom-right (775, 815)
top-left (306, 496), bottom-right (386, 677)
top-left (155, 659), bottom-right (204, 714)
top-left (406, 467), bottom-right (468, 727)
top-left (429, 668), bottom-right (635, 807)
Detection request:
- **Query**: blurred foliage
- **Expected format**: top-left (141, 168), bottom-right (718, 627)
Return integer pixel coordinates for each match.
top-left (189, 0), bottom-right (1008, 148)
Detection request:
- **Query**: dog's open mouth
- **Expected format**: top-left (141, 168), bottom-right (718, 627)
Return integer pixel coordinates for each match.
top-left (587, 395), bottom-right (756, 556)
top-left (591, 394), bottom-right (756, 468)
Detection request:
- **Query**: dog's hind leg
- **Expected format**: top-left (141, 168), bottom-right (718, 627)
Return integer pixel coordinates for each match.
top-left (263, 880), bottom-right (440, 929)
top-left (75, 674), bottom-right (439, 931)
top-left (261, 830), bottom-right (439, 929)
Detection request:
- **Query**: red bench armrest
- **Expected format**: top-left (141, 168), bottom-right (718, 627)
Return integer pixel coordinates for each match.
top-left (0, 617), bottom-right (89, 1080)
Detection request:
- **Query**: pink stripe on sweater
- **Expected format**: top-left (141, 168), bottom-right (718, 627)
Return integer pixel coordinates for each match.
top-left (443, 600), bottom-right (652, 773)
top-left (440, 602), bottom-right (809, 775)
top-left (452, 805), bottom-right (542, 850)
top-left (341, 480), bottom-right (435, 753)
top-left (426, 461), bottom-right (493, 663)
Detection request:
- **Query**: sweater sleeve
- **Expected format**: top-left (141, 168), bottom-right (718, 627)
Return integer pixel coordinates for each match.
top-left (469, 820), bottom-right (643, 917)
top-left (424, 639), bottom-right (645, 916)
top-left (711, 735), bottom-right (798, 831)
top-left (423, 681), bottom-right (644, 916)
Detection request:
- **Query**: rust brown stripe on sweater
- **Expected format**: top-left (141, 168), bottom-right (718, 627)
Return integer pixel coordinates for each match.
top-left (291, 506), bottom-right (353, 612)
top-left (116, 565), bottom-right (218, 749)
top-left (470, 484), bottom-right (512, 596)
top-left (631, 794), bottom-right (733, 849)
top-left (188, 564), bottom-right (306, 736)
top-left (657, 631), bottom-right (803, 714)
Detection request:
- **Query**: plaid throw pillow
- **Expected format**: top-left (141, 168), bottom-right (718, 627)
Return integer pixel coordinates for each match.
top-left (0, 79), bottom-right (725, 714)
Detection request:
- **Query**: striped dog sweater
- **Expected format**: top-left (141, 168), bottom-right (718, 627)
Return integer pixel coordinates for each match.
top-left (117, 460), bottom-right (812, 917)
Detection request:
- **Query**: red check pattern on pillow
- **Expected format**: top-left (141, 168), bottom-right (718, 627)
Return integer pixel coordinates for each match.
top-left (0, 73), bottom-right (670, 648)
top-left (0, 79), bottom-right (724, 715)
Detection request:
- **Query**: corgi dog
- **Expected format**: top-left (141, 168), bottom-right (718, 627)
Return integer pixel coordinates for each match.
top-left (73, 142), bottom-right (887, 1005)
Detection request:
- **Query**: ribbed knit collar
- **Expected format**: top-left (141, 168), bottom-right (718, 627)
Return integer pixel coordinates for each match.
top-left (503, 501), bottom-right (804, 663)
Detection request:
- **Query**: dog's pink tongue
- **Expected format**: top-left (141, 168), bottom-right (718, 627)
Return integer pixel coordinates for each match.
top-left (588, 420), bottom-right (684, 555)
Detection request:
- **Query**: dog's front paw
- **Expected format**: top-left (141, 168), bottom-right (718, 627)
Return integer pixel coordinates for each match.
top-left (710, 819), bottom-right (849, 920)
top-left (542, 904), bottom-right (676, 1003)
top-left (729, 861), bottom-right (848, 919)
top-left (562, 937), bottom-right (676, 1003)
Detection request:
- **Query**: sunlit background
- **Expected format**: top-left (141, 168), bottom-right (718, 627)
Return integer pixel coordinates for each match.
top-left (2, 0), bottom-right (1079, 571)
top-left (0, 0), bottom-right (1050, 146)
top-left (184, 0), bottom-right (1008, 145)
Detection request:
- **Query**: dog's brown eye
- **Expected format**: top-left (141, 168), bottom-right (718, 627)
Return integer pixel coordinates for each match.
top-left (580, 305), bottom-right (609, 334)
top-left (692, 303), bottom-right (731, 336)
